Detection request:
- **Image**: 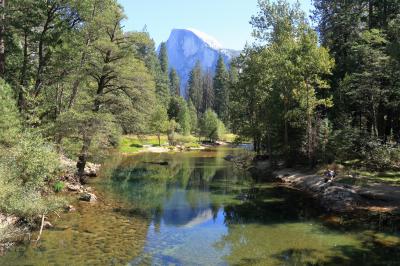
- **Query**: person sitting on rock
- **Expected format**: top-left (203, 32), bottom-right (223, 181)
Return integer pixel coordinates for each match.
top-left (324, 169), bottom-right (336, 183)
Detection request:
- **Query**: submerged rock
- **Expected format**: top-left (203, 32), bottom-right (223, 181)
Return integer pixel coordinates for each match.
top-left (65, 205), bottom-right (76, 212)
top-left (79, 193), bottom-right (97, 203)
top-left (43, 221), bottom-right (53, 229)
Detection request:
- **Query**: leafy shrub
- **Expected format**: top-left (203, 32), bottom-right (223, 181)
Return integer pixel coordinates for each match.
top-left (53, 181), bottom-right (65, 193)
top-left (362, 141), bottom-right (400, 171)
top-left (1, 132), bottom-right (60, 189)
top-left (200, 109), bottom-right (226, 141)
top-left (0, 79), bottom-right (21, 147)
top-left (174, 134), bottom-right (198, 144)
top-left (0, 132), bottom-right (64, 219)
top-left (0, 174), bottom-right (65, 220)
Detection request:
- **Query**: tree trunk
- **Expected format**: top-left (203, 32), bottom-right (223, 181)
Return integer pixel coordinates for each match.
top-left (0, 0), bottom-right (5, 77)
top-left (306, 81), bottom-right (313, 166)
top-left (284, 100), bottom-right (289, 159)
top-left (158, 133), bottom-right (161, 146)
top-left (34, 3), bottom-right (57, 96)
top-left (368, 0), bottom-right (374, 29)
top-left (68, 1), bottom-right (97, 109)
top-left (18, 30), bottom-right (28, 110)
top-left (77, 136), bottom-right (92, 182)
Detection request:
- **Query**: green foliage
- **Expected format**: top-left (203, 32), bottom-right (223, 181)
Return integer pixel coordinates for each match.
top-left (188, 61), bottom-right (204, 114)
top-left (0, 79), bottom-right (21, 146)
top-left (53, 181), bottom-right (65, 193)
top-left (155, 42), bottom-right (171, 107)
top-left (361, 141), bottom-right (400, 171)
top-left (0, 132), bottom-right (64, 219)
top-left (0, 181), bottom-right (65, 219)
top-left (169, 68), bottom-right (180, 96)
top-left (312, 0), bottom-right (400, 168)
top-left (200, 109), bottom-right (225, 141)
top-left (174, 134), bottom-right (198, 145)
top-left (168, 97), bottom-right (192, 135)
top-left (158, 42), bottom-right (169, 75)
top-left (149, 105), bottom-right (169, 145)
top-left (188, 100), bottom-right (198, 134)
top-left (232, 0), bottom-right (334, 163)
top-left (1, 132), bottom-right (59, 189)
top-left (214, 54), bottom-right (230, 124)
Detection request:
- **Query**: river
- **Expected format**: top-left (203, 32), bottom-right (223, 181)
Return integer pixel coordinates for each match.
top-left (1, 147), bottom-right (399, 265)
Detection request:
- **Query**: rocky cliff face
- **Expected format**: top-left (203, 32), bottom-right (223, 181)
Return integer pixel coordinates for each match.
top-left (163, 28), bottom-right (240, 96)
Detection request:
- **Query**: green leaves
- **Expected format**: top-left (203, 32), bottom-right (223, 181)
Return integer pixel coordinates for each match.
top-left (201, 109), bottom-right (225, 142)
top-left (0, 79), bottom-right (21, 147)
top-left (232, 0), bottom-right (334, 162)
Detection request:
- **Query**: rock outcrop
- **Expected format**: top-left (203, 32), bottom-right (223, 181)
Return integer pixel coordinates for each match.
top-left (163, 28), bottom-right (240, 96)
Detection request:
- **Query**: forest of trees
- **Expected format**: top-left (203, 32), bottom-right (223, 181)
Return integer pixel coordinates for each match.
top-left (230, 0), bottom-right (400, 170)
top-left (0, 0), bottom-right (230, 220)
top-left (0, 0), bottom-right (399, 221)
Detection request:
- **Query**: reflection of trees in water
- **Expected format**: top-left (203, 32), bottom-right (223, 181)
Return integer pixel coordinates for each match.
top-left (103, 153), bottom-right (221, 220)
top-left (215, 185), bottom-right (400, 266)
top-left (101, 150), bottom-right (254, 227)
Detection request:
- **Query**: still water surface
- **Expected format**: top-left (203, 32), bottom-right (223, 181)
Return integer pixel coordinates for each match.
top-left (1, 148), bottom-right (399, 265)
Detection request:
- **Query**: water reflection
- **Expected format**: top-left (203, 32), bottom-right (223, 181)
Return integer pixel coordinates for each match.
top-left (1, 148), bottom-right (399, 265)
top-left (96, 149), bottom-right (400, 265)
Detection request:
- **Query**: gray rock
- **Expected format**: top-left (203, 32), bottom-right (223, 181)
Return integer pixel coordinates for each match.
top-left (67, 184), bottom-right (81, 192)
top-left (65, 205), bottom-right (76, 212)
top-left (79, 193), bottom-right (97, 202)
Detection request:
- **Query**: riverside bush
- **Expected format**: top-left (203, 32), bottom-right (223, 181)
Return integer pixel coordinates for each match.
top-left (0, 132), bottom-right (64, 219)
top-left (362, 141), bottom-right (400, 171)
top-left (53, 181), bottom-right (65, 193)
top-left (1, 132), bottom-right (60, 189)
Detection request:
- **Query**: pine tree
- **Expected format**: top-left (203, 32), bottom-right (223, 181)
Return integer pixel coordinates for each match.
top-left (155, 42), bottom-right (170, 107)
top-left (169, 68), bottom-right (180, 96)
top-left (213, 54), bottom-right (229, 124)
top-left (202, 71), bottom-right (214, 113)
top-left (158, 42), bottom-right (168, 75)
top-left (187, 61), bottom-right (203, 115)
top-left (188, 100), bottom-right (198, 134)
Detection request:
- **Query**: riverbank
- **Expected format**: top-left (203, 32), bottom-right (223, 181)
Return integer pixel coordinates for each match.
top-left (118, 134), bottom-right (237, 155)
top-left (224, 154), bottom-right (400, 226)
top-left (0, 155), bottom-right (101, 254)
top-left (275, 169), bottom-right (400, 214)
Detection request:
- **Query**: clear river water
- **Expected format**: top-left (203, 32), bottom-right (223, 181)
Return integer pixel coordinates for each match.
top-left (1, 147), bottom-right (399, 265)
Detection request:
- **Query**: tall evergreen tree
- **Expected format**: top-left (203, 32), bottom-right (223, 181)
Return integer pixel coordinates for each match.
top-left (169, 68), bottom-right (180, 96)
top-left (158, 42), bottom-right (168, 75)
top-left (156, 42), bottom-right (170, 107)
top-left (213, 54), bottom-right (229, 124)
top-left (187, 61), bottom-right (203, 115)
top-left (202, 71), bottom-right (214, 113)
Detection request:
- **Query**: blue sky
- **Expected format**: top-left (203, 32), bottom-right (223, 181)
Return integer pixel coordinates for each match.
top-left (118, 0), bottom-right (313, 50)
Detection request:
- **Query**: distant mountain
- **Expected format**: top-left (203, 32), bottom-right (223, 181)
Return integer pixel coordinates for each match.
top-left (162, 28), bottom-right (240, 96)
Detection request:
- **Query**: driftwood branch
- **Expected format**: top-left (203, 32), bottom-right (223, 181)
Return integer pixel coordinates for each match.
top-left (35, 214), bottom-right (45, 243)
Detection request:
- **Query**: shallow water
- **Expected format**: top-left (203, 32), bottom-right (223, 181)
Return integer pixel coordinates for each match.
top-left (1, 148), bottom-right (400, 265)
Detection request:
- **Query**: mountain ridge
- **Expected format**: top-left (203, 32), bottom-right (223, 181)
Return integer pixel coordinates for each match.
top-left (161, 29), bottom-right (240, 96)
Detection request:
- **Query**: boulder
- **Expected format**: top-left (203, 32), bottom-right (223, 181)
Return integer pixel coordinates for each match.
top-left (43, 221), bottom-right (53, 229)
top-left (79, 193), bottom-right (97, 202)
top-left (65, 205), bottom-right (76, 212)
top-left (67, 184), bottom-right (82, 192)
